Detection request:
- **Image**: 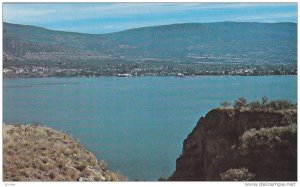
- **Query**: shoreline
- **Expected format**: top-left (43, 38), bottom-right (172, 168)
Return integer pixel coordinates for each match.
top-left (3, 74), bottom-right (297, 80)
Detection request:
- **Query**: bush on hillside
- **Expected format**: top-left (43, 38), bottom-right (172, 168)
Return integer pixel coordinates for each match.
top-left (220, 101), bottom-right (232, 108)
top-left (220, 97), bottom-right (296, 111)
top-left (220, 168), bottom-right (255, 181)
top-left (233, 97), bottom-right (248, 110)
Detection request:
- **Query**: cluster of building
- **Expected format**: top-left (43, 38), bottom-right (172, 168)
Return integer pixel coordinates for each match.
top-left (3, 62), bottom-right (296, 78)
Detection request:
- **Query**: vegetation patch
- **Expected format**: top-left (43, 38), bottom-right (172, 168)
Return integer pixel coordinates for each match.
top-left (220, 168), bottom-right (255, 181)
top-left (3, 124), bottom-right (127, 181)
top-left (220, 97), bottom-right (296, 111)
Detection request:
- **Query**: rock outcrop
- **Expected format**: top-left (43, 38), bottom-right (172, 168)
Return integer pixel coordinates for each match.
top-left (169, 108), bottom-right (297, 181)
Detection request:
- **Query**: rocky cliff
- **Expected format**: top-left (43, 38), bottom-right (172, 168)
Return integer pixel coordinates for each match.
top-left (169, 108), bottom-right (297, 181)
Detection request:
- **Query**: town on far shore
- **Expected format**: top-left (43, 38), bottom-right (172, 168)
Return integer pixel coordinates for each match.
top-left (3, 61), bottom-right (296, 78)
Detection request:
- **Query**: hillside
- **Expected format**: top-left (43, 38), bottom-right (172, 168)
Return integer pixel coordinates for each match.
top-left (3, 124), bottom-right (126, 181)
top-left (3, 22), bottom-right (297, 64)
top-left (169, 100), bottom-right (297, 181)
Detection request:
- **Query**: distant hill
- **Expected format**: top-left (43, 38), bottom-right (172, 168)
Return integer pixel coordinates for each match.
top-left (3, 22), bottom-right (297, 64)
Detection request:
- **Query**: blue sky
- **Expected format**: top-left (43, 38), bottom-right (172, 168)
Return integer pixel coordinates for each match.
top-left (3, 3), bottom-right (297, 34)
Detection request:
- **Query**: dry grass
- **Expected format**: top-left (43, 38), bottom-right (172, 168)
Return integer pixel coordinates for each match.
top-left (3, 124), bottom-right (127, 181)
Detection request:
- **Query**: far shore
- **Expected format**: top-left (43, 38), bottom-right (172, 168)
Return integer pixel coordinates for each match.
top-left (3, 74), bottom-right (297, 79)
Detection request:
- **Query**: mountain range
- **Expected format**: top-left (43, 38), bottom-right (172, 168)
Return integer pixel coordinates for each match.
top-left (3, 22), bottom-right (297, 65)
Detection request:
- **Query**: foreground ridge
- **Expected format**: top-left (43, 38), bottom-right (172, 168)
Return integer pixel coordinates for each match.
top-left (3, 125), bottom-right (126, 181)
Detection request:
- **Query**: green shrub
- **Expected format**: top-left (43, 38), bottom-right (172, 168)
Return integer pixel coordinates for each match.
top-left (266, 100), bottom-right (296, 110)
top-left (240, 125), bottom-right (297, 150)
top-left (220, 168), bottom-right (255, 181)
top-left (239, 125), bottom-right (297, 180)
top-left (220, 101), bottom-right (232, 108)
top-left (227, 97), bottom-right (296, 111)
top-left (75, 161), bottom-right (87, 171)
top-left (234, 97), bottom-right (248, 110)
top-left (249, 101), bottom-right (261, 111)
top-left (261, 96), bottom-right (269, 106)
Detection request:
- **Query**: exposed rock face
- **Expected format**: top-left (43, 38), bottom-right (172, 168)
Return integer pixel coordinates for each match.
top-left (169, 108), bottom-right (297, 181)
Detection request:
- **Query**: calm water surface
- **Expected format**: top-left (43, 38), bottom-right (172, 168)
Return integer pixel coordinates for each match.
top-left (3, 76), bottom-right (297, 180)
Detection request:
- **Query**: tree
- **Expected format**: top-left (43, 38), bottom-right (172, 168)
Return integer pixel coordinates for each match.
top-left (249, 101), bottom-right (261, 111)
top-left (268, 100), bottom-right (296, 110)
top-left (234, 97), bottom-right (248, 110)
top-left (261, 96), bottom-right (269, 106)
top-left (220, 101), bottom-right (232, 108)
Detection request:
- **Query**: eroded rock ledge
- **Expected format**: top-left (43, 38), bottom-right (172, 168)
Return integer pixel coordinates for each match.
top-left (169, 108), bottom-right (297, 181)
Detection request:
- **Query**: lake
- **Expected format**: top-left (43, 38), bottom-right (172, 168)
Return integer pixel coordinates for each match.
top-left (3, 76), bottom-right (297, 180)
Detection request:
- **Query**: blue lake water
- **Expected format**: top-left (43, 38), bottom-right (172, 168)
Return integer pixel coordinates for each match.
top-left (3, 76), bottom-right (297, 180)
